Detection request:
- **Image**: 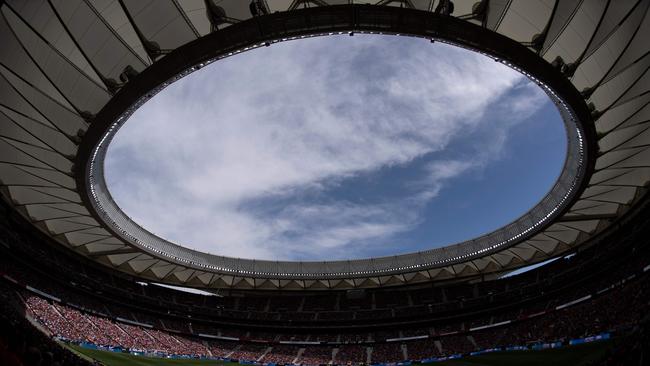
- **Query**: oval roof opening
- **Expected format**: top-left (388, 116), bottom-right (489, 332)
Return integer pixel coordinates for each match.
top-left (104, 34), bottom-right (567, 262)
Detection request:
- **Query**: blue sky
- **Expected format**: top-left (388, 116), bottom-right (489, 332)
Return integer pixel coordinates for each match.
top-left (105, 35), bottom-right (566, 261)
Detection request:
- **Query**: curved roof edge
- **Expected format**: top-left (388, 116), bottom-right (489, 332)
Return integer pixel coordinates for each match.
top-left (81, 5), bottom-right (591, 280)
top-left (1, 1), bottom-right (647, 290)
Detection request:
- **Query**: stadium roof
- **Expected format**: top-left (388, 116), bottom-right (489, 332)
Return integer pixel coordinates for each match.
top-left (0, 0), bottom-right (648, 290)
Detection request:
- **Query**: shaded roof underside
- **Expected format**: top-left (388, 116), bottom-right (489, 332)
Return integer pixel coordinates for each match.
top-left (1, 0), bottom-right (649, 290)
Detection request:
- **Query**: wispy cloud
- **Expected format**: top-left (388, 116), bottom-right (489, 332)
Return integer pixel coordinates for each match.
top-left (105, 35), bottom-right (548, 261)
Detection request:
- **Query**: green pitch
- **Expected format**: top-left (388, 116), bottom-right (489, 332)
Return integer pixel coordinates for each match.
top-left (68, 341), bottom-right (610, 366)
top-left (68, 345), bottom-right (236, 366)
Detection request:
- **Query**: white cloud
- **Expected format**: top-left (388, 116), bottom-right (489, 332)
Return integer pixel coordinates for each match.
top-left (105, 35), bottom-right (548, 260)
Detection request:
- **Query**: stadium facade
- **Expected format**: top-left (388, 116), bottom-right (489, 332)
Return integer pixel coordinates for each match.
top-left (0, 1), bottom-right (649, 365)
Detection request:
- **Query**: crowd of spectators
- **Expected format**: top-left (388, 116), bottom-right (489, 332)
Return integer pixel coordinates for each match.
top-left (0, 261), bottom-right (646, 364)
top-left (370, 342), bottom-right (403, 363)
top-left (335, 345), bottom-right (366, 364)
top-left (439, 335), bottom-right (475, 355)
top-left (405, 338), bottom-right (441, 360)
top-left (260, 345), bottom-right (300, 364)
top-left (229, 344), bottom-right (267, 361)
top-left (298, 346), bottom-right (332, 365)
top-left (206, 340), bottom-right (236, 357)
top-left (24, 293), bottom-right (210, 357)
top-left (0, 282), bottom-right (96, 366)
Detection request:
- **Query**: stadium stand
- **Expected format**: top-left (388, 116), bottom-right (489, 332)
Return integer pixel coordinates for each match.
top-left (2, 177), bottom-right (650, 366)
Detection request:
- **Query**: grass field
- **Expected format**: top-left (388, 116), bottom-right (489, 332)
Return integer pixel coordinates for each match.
top-left (68, 341), bottom-right (611, 366)
top-left (68, 345), bottom-right (233, 366)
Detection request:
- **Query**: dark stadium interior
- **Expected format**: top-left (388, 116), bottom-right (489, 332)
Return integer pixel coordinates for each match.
top-left (1, 1), bottom-right (650, 366)
top-left (2, 192), bottom-right (649, 364)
